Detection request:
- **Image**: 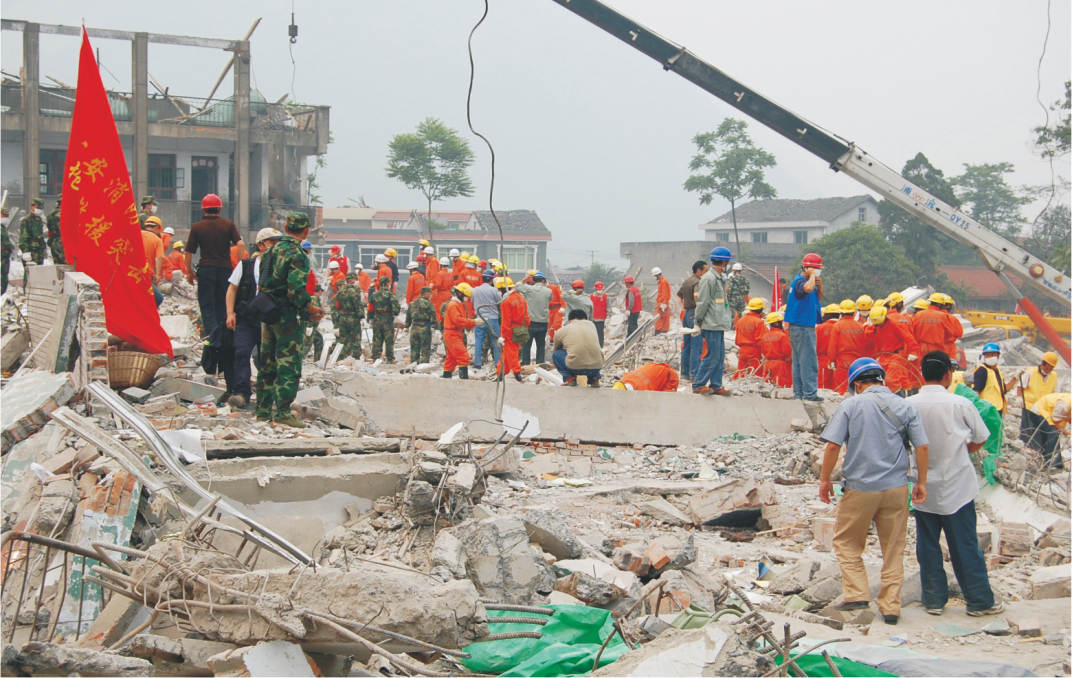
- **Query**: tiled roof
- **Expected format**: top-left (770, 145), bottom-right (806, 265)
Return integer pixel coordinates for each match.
top-left (707, 196), bottom-right (873, 225)
top-left (471, 210), bottom-right (551, 235)
top-left (939, 266), bottom-right (1022, 299)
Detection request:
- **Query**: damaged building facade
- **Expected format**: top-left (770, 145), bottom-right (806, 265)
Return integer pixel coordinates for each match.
top-left (1, 19), bottom-right (330, 243)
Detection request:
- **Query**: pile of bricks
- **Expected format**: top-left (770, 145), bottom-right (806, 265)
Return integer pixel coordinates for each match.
top-left (65, 272), bottom-right (109, 388)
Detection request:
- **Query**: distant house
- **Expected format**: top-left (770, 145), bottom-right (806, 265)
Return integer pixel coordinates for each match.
top-left (939, 266), bottom-right (1023, 312)
top-left (319, 207), bottom-right (551, 273)
top-left (701, 195), bottom-right (879, 245)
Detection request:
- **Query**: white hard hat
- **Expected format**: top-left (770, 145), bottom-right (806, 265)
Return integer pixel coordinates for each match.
top-left (651, 267), bottom-right (662, 276)
top-left (163, 227), bottom-right (175, 235)
top-left (406, 261), bottom-right (419, 270)
top-left (732, 263), bottom-right (743, 271)
top-left (375, 254), bottom-right (388, 263)
top-left (355, 262), bottom-right (364, 270)
top-left (256, 227), bottom-right (283, 243)
top-left (328, 260), bottom-right (340, 269)
top-left (424, 246), bottom-right (435, 255)
top-left (439, 256), bottom-right (450, 265)
top-left (449, 248), bottom-right (460, 257)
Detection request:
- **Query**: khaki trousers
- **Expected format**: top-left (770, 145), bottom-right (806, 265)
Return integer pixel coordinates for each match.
top-left (833, 485), bottom-right (909, 616)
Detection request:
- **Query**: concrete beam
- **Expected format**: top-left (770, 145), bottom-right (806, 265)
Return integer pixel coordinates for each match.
top-left (131, 33), bottom-right (149, 201)
top-left (22, 22), bottom-right (39, 203)
top-left (1, 20), bottom-right (238, 50)
top-left (335, 372), bottom-right (811, 446)
top-left (204, 437), bottom-right (401, 459)
top-left (233, 40), bottom-right (251, 239)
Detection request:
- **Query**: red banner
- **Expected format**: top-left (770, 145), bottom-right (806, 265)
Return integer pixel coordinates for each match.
top-left (772, 266), bottom-right (782, 312)
top-left (60, 29), bottom-right (172, 358)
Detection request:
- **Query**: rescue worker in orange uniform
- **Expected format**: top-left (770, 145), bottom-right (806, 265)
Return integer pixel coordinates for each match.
top-left (423, 246), bottom-right (439, 282)
top-left (442, 282), bottom-right (481, 379)
top-left (938, 293), bottom-right (963, 359)
top-left (230, 242), bottom-right (248, 269)
top-left (496, 276), bottom-right (529, 383)
top-left (613, 362), bottom-right (680, 392)
top-left (374, 254), bottom-right (393, 292)
top-left (653, 267), bottom-right (672, 334)
top-left (355, 262), bottom-right (372, 296)
top-left (759, 311), bottom-right (793, 388)
top-left (912, 293), bottom-right (951, 358)
top-left (460, 255), bottom-right (484, 315)
top-left (863, 305), bottom-right (920, 394)
top-left (327, 260), bottom-right (346, 303)
top-left (885, 292), bottom-right (922, 389)
top-left (431, 256), bottom-right (454, 324)
top-left (827, 299), bottom-right (868, 394)
top-left (854, 294), bottom-right (874, 325)
top-left (405, 261), bottom-right (426, 304)
top-left (547, 282), bottom-right (565, 342)
top-left (816, 303), bottom-right (840, 391)
top-left (733, 297), bottom-right (767, 379)
top-left (167, 240), bottom-right (188, 280)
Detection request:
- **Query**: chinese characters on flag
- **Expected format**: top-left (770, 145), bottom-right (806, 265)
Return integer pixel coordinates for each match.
top-left (60, 28), bottom-right (172, 358)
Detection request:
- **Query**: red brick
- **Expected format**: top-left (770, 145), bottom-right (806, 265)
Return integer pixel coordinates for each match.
top-left (614, 546), bottom-right (650, 575)
top-left (644, 543), bottom-right (671, 570)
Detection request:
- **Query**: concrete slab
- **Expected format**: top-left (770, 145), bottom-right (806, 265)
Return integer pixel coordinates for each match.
top-left (335, 372), bottom-right (809, 445)
top-left (1, 327), bottom-right (30, 372)
top-left (1, 371), bottom-right (77, 452)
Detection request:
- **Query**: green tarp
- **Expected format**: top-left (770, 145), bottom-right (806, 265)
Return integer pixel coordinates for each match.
top-left (953, 383), bottom-right (1005, 484)
top-left (776, 653), bottom-right (899, 677)
top-left (463, 606), bottom-right (627, 677)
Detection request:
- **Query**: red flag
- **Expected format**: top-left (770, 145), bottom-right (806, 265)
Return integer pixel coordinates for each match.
top-left (60, 29), bottom-right (173, 358)
top-left (772, 266), bottom-right (782, 311)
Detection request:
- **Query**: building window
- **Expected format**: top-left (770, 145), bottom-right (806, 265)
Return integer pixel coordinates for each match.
top-left (39, 149), bottom-right (66, 196)
top-left (359, 247), bottom-right (411, 271)
top-left (714, 232), bottom-right (730, 242)
top-left (751, 232), bottom-right (768, 244)
top-left (794, 230), bottom-right (808, 244)
top-left (149, 154), bottom-right (177, 200)
top-left (858, 207), bottom-right (866, 222)
top-left (447, 221), bottom-right (465, 231)
top-left (503, 246), bottom-right (535, 271)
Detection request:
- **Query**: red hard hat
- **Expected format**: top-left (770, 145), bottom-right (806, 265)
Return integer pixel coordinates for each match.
top-left (201, 193), bottom-right (223, 210)
top-left (330, 245), bottom-right (341, 252)
top-left (802, 253), bottom-right (823, 269)
top-left (594, 281), bottom-right (604, 290)
top-left (480, 259), bottom-right (487, 268)
top-left (623, 276), bottom-right (635, 284)
top-left (572, 279), bottom-right (585, 289)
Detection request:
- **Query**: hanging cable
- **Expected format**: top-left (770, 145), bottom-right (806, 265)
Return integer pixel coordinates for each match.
top-left (466, 0), bottom-right (506, 263)
top-left (1030, 0), bottom-right (1057, 248)
top-left (288, 0), bottom-right (299, 102)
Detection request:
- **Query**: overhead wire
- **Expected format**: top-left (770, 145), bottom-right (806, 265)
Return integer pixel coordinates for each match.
top-left (466, 0), bottom-right (506, 263)
top-left (1029, 0), bottom-right (1058, 250)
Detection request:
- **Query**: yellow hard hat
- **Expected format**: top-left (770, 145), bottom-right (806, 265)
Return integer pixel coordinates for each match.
top-left (823, 303), bottom-right (840, 315)
top-left (384, 248), bottom-right (398, 257)
top-left (928, 292), bottom-right (945, 304)
top-left (527, 269), bottom-right (538, 278)
top-left (887, 292), bottom-right (905, 305)
top-left (469, 254), bottom-right (481, 265)
top-left (839, 299), bottom-right (857, 313)
top-left (873, 298), bottom-right (887, 308)
top-left (145, 216), bottom-right (163, 227)
top-left (869, 306), bottom-right (888, 325)
top-left (460, 251), bottom-right (471, 260)
top-left (418, 239), bottom-right (430, 247)
top-left (1042, 351), bottom-right (1060, 367)
top-left (941, 293), bottom-right (954, 305)
top-left (494, 276), bottom-right (515, 290)
top-left (765, 311), bottom-right (784, 324)
top-left (454, 282), bottom-right (474, 297)
top-left (747, 298), bottom-right (766, 311)
top-left (855, 295), bottom-right (873, 311)
top-left (612, 381), bottom-right (627, 390)
top-left (173, 240), bottom-right (185, 249)
top-left (914, 299), bottom-right (931, 310)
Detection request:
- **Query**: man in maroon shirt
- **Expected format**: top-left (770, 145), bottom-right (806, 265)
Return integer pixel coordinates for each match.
top-left (623, 276), bottom-right (643, 337)
top-left (185, 193), bottom-right (244, 337)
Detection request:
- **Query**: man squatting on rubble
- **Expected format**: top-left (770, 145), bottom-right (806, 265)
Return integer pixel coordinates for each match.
top-left (553, 309), bottom-right (604, 387)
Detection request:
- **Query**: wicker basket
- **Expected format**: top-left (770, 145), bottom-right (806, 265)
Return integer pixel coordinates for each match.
top-left (108, 351), bottom-right (163, 389)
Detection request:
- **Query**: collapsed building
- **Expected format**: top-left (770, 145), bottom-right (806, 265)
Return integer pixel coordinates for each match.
top-left (1, 259), bottom-right (1070, 677)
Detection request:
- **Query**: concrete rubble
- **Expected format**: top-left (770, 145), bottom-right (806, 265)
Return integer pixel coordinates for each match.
top-left (1, 272), bottom-right (1070, 677)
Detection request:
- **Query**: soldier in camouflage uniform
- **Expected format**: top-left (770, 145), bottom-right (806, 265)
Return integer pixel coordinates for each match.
top-left (304, 300), bottom-right (325, 361)
top-left (46, 194), bottom-right (66, 265)
top-left (255, 212), bottom-right (323, 428)
top-left (726, 263), bottom-right (751, 323)
top-left (406, 286), bottom-right (436, 364)
top-left (368, 276), bottom-right (401, 362)
top-left (137, 196), bottom-right (156, 229)
top-left (19, 198), bottom-right (46, 266)
top-left (1, 207), bottom-right (12, 295)
top-left (334, 272), bottom-right (365, 359)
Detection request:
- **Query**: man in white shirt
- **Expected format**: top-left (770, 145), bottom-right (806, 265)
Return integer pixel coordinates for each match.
top-left (907, 351), bottom-right (1003, 618)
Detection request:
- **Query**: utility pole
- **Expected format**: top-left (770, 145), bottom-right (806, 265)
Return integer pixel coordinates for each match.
top-left (586, 250), bottom-right (597, 265)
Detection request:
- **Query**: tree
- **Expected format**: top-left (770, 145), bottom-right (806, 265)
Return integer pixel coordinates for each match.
top-left (806, 224), bottom-right (918, 303)
top-left (1033, 80), bottom-right (1071, 159)
top-left (684, 118), bottom-right (777, 260)
top-left (1031, 204), bottom-right (1071, 275)
top-left (386, 118), bottom-right (475, 246)
top-left (952, 163), bottom-right (1031, 240)
top-left (582, 262), bottom-right (623, 290)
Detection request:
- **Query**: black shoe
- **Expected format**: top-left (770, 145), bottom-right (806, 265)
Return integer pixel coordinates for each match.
top-left (589, 378), bottom-right (600, 388)
top-left (883, 615), bottom-right (898, 625)
top-left (458, 367), bottom-right (469, 380)
top-left (442, 371), bottom-right (453, 379)
top-left (834, 600), bottom-right (869, 611)
top-left (563, 377), bottom-right (577, 387)
top-left (515, 373), bottom-right (524, 383)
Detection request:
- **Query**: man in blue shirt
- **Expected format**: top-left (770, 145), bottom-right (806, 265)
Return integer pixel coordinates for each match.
top-left (820, 358), bottom-right (930, 626)
top-left (471, 270), bottom-right (501, 370)
top-left (784, 253), bottom-right (825, 401)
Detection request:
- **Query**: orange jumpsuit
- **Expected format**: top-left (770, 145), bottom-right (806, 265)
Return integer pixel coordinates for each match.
top-left (864, 317), bottom-right (920, 392)
top-left (733, 312), bottom-right (767, 379)
top-left (759, 327), bottom-right (793, 388)
top-left (443, 298), bottom-right (477, 371)
top-left (431, 270), bottom-right (454, 323)
top-left (167, 250), bottom-right (188, 278)
top-left (405, 271), bottom-right (426, 304)
top-left (460, 267), bottom-right (484, 315)
top-left (425, 258), bottom-right (441, 286)
top-left (940, 309), bottom-right (963, 358)
top-left (912, 308), bottom-right (950, 359)
top-left (230, 244), bottom-right (247, 269)
top-left (816, 317), bottom-right (838, 390)
top-left (654, 277), bottom-right (672, 333)
top-left (357, 271), bottom-right (372, 296)
top-left (376, 264), bottom-right (393, 289)
top-left (828, 317), bottom-right (867, 394)
top-left (451, 258), bottom-right (465, 278)
top-left (161, 233), bottom-right (172, 251)
top-left (499, 291), bottom-right (530, 376)
top-left (621, 363), bottom-right (679, 392)
top-left (548, 285), bottom-right (565, 341)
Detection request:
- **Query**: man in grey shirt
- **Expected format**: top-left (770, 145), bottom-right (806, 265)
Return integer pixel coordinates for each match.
top-left (564, 280), bottom-right (594, 320)
top-left (819, 357), bottom-right (929, 626)
top-left (471, 270), bottom-right (501, 370)
top-left (515, 272), bottom-right (553, 364)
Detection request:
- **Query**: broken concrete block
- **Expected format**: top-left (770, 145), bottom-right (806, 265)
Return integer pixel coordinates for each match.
top-left (294, 385), bottom-right (326, 405)
top-left (525, 452), bottom-right (568, 476)
top-left (548, 590), bottom-right (584, 606)
top-left (821, 605), bottom-right (875, 627)
top-left (455, 516), bottom-right (557, 605)
top-left (994, 522), bottom-right (1033, 557)
top-left (447, 462), bottom-right (478, 493)
top-left (1029, 564), bottom-right (1071, 599)
top-left (768, 559), bottom-right (821, 595)
top-left (555, 571), bottom-right (625, 605)
top-left (645, 542), bottom-right (671, 571)
top-left (159, 314), bottom-right (192, 339)
top-left (650, 533), bottom-right (696, 575)
top-left (812, 516), bottom-right (836, 552)
top-left (800, 577), bottom-right (843, 607)
top-left (1, 371), bottom-right (77, 452)
top-left (120, 386), bottom-right (152, 404)
top-left (651, 569), bottom-right (693, 612)
top-left (556, 558), bottom-right (638, 593)
top-left (1015, 617), bottom-right (1042, 637)
top-left (521, 508), bottom-right (586, 560)
top-left (687, 476), bottom-right (777, 527)
top-left (319, 396), bottom-right (365, 431)
top-left (982, 620), bottom-right (1012, 636)
top-left (1037, 518), bottom-right (1072, 550)
top-left (639, 497), bottom-right (691, 526)
top-left (590, 624), bottom-right (730, 677)
top-left (1, 327), bottom-right (30, 372)
top-left (471, 444), bottom-right (521, 474)
top-left (432, 531), bottom-right (467, 580)
top-left (128, 635), bottom-right (239, 675)
top-left (12, 642), bottom-right (154, 677)
top-left (207, 641), bottom-right (316, 677)
top-left (402, 479), bottom-right (437, 521)
top-left (613, 544), bottom-right (651, 576)
top-left (29, 477), bottom-right (76, 535)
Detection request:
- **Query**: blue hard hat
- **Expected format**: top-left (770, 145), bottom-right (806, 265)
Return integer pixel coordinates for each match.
top-left (710, 246), bottom-right (733, 261)
top-left (481, 269), bottom-right (495, 280)
top-left (982, 343), bottom-right (1001, 354)
top-left (533, 271), bottom-right (546, 280)
top-left (848, 357), bottom-right (885, 385)
top-left (300, 240), bottom-right (312, 251)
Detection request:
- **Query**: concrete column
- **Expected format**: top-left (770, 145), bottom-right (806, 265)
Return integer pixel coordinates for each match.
top-left (22, 23), bottom-right (40, 204)
top-left (131, 33), bottom-right (149, 202)
top-left (233, 40), bottom-right (251, 241)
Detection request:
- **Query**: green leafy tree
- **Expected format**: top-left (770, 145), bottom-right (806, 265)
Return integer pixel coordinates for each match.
top-left (684, 118), bottom-right (777, 260)
top-left (582, 262), bottom-right (623, 290)
top-left (1032, 204), bottom-right (1071, 275)
top-left (806, 224), bottom-right (918, 302)
top-left (386, 118), bottom-right (475, 247)
top-left (1033, 81), bottom-right (1071, 159)
top-left (952, 162), bottom-right (1031, 240)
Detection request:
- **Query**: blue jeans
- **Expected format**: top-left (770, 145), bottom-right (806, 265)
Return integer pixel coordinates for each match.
top-left (152, 283), bottom-right (163, 308)
top-left (692, 329), bottom-right (724, 390)
top-left (915, 500), bottom-right (995, 612)
top-left (552, 348), bottom-right (601, 382)
top-left (232, 316), bottom-right (261, 399)
top-left (788, 324), bottom-right (819, 400)
top-left (681, 309), bottom-right (701, 378)
top-left (473, 317), bottom-right (501, 368)
top-left (196, 265), bottom-right (231, 338)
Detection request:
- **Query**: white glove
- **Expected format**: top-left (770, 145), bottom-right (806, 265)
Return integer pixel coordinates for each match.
top-left (660, 304), bottom-right (667, 311)
top-left (474, 317), bottom-right (484, 325)
top-left (691, 327), bottom-right (702, 336)
top-left (828, 362), bottom-right (835, 370)
top-left (907, 354), bottom-right (918, 362)
top-left (497, 337), bottom-right (506, 345)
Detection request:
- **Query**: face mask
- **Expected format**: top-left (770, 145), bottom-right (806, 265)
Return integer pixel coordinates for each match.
top-left (815, 269), bottom-right (822, 278)
top-left (984, 356), bottom-right (999, 366)
top-left (150, 205), bottom-right (158, 215)
top-left (33, 209), bottom-right (44, 217)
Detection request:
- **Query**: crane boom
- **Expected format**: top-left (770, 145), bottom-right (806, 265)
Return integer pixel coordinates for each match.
top-left (551, 0), bottom-right (1072, 309)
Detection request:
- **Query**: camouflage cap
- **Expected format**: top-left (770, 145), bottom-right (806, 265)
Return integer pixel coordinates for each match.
top-left (346, 272), bottom-right (359, 281)
top-left (286, 212), bottom-right (310, 230)
top-left (378, 275), bottom-right (391, 285)
top-left (30, 198), bottom-right (44, 208)
top-left (55, 193), bottom-right (62, 202)
top-left (420, 286), bottom-right (432, 294)
top-left (140, 196), bottom-right (156, 206)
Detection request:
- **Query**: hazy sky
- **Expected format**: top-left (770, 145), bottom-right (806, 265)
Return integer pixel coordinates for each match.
top-left (4, 1), bottom-right (1069, 268)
